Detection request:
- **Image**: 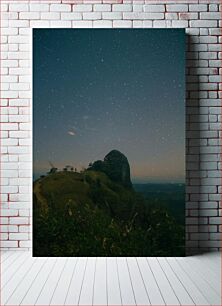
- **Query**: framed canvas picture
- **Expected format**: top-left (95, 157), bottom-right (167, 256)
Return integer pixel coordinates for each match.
top-left (33, 29), bottom-right (185, 257)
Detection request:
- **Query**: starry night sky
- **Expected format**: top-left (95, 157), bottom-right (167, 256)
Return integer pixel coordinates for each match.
top-left (33, 29), bottom-right (185, 183)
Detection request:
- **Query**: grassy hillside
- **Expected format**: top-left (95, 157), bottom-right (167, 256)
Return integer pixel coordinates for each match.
top-left (33, 170), bottom-right (185, 257)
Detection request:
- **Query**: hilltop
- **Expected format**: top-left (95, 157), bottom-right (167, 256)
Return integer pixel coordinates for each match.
top-left (33, 150), bottom-right (185, 257)
top-left (34, 169), bottom-right (140, 222)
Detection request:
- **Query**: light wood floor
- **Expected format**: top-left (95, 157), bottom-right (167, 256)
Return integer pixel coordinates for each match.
top-left (1, 251), bottom-right (220, 305)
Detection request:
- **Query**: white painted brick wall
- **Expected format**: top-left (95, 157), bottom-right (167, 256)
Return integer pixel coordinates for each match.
top-left (0, 0), bottom-right (221, 254)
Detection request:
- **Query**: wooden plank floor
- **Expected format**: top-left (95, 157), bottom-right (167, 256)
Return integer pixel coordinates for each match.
top-left (1, 251), bottom-right (220, 306)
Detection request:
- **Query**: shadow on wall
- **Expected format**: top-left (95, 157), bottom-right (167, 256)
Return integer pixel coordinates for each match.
top-left (186, 34), bottom-right (205, 256)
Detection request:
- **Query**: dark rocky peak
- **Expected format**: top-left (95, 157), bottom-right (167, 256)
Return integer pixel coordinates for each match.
top-left (90, 150), bottom-right (132, 189)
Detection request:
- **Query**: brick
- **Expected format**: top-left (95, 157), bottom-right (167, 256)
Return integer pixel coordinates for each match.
top-left (1, 178), bottom-right (9, 185)
top-left (93, 20), bottom-right (112, 28)
top-left (209, 107), bottom-right (220, 115)
top-left (112, 4), bottom-right (132, 12)
top-left (83, 12), bottom-right (101, 20)
top-left (94, 4), bottom-right (111, 12)
top-left (102, 12), bottom-right (122, 19)
top-left (9, 217), bottom-right (29, 225)
top-left (200, 202), bottom-right (218, 209)
top-left (30, 4), bottom-right (49, 11)
top-left (200, 162), bottom-right (218, 171)
top-left (209, 194), bottom-right (221, 201)
top-left (8, 146), bottom-right (29, 154)
top-left (191, 233), bottom-right (209, 240)
top-left (9, 155), bottom-right (19, 162)
top-left (9, 233), bottom-right (28, 240)
top-left (72, 20), bottom-right (93, 28)
top-left (1, 138), bottom-right (18, 146)
top-left (9, 115), bottom-right (29, 123)
top-left (153, 20), bottom-right (172, 28)
top-left (50, 21), bottom-right (71, 28)
top-left (10, 131), bottom-right (29, 138)
top-left (179, 13), bottom-right (198, 20)
top-left (1, 225), bottom-right (18, 233)
top-left (199, 217), bottom-right (208, 225)
top-left (30, 21), bottom-right (50, 28)
top-left (9, 4), bottom-right (28, 11)
top-left (199, 225), bottom-right (217, 233)
top-left (187, 225), bottom-right (198, 232)
top-left (19, 154), bottom-right (31, 162)
top-left (209, 60), bottom-right (221, 67)
top-left (19, 226), bottom-right (30, 233)
top-left (73, 4), bottom-right (92, 12)
top-left (131, 5), bottom-right (141, 13)
top-left (165, 13), bottom-right (178, 20)
top-left (1, 208), bottom-right (18, 216)
top-left (9, 20), bottom-right (29, 28)
top-left (190, 20), bottom-right (218, 28)
top-left (9, 68), bottom-right (30, 75)
top-left (50, 4), bottom-right (71, 12)
top-left (132, 20), bottom-right (143, 28)
top-left (113, 20), bottom-right (132, 28)
top-left (7, 59), bottom-right (21, 68)
top-left (186, 218), bottom-right (199, 225)
top-left (0, 66), bottom-right (8, 74)
top-left (208, 44), bottom-right (220, 52)
top-left (200, 12), bottom-right (221, 20)
top-left (19, 241), bottom-right (31, 248)
top-left (1, 91), bottom-right (18, 99)
top-left (19, 209), bottom-right (29, 217)
top-left (209, 28), bottom-right (221, 35)
top-left (1, 233), bottom-right (9, 240)
top-left (209, 233), bottom-right (221, 240)
top-left (200, 209), bottom-right (218, 217)
top-left (1, 4), bottom-right (8, 12)
top-left (0, 241), bottom-right (18, 248)
top-left (210, 217), bottom-right (222, 225)
top-left (19, 12), bottom-right (40, 20)
top-left (144, 5), bottom-right (165, 12)
top-left (209, 4), bottom-right (219, 12)
top-left (10, 83), bottom-right (29, 91)
top-left (189, 4), bottom-right (207, 12)
top-left (0, 217), bottom-right (8, 224)
top-left (208, 170), bottom-right (221, 179)
top-left (172, 20), bottom-right (188, 28)
top-left (1, 170), bottom-right (18, 178)
top-left (1, 18), bottom-right (8, 27)
top-left (8, 44), bottom-right (18, 52)
top-left (1, 60), bottom-right (18, 68)
top-left (2, 28), bottom-right (18, 36)
top-left (41, 12), bottom-right (60, 20)
top-left (61, 13), bottom-right (82, 20)
top-left (2, 123), bottom-right (18, 131)
top-left (9, 99), bottom-right (29, 107)
top-left (1, 113), bottom-right (8, 122)
top-left (166, 5), bottom-right (188, 12)
top-left (143, 21), bottom-right (153, 28)
top-left (201, 153), bottom-right (220, 162)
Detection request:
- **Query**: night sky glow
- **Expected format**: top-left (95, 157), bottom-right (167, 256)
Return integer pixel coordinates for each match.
top-left (33, 29), bottom-right (185, 183)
